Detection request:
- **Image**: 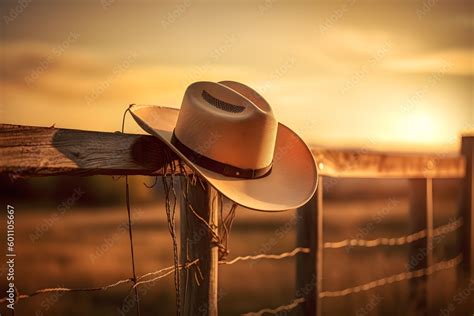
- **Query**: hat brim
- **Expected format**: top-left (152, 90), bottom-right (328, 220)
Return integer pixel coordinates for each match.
top-left (130, 105), bottom-right (318, 212)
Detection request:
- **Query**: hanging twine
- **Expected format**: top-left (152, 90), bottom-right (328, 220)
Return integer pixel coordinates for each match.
top-left (121, 105), bottom-right (141, 316)
top-left (121, 105), bottom-right (238, 316)
top-left (161, 152), bottom-right (182, 316)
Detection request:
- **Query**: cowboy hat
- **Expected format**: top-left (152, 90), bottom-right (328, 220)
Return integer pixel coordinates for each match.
top-left (130, 81), bottom-right (317, 211)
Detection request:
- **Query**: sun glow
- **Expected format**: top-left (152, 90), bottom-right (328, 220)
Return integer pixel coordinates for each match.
top-left (397, 111), bottom-right (445, 146)
top-left (0, 1), bottom-right (471, 152)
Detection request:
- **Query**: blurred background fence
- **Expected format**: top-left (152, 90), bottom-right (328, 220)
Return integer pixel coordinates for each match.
top-left (293, 137), bottom-right (472, 316)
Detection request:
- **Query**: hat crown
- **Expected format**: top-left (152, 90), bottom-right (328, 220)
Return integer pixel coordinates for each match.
top-left (174, 81), bottom-right (277, 172)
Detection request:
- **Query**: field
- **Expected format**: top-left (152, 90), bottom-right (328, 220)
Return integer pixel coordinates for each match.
top-left (0, 176), bottom-right (471, 315)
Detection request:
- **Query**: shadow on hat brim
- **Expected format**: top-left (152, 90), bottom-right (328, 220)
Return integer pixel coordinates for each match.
top-left (130, 105), bottom-right (318, 212)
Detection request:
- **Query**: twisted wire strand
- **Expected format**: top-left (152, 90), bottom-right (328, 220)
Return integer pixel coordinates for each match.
top-left (133, 259), bottom-right (200, 289)
top-left (241, 297), bottom-right (306, 316)
top-left (179, 173), bottom-right (234, 260)
top-left (323, 218), bottom-right (463, 249)
top-left (319, 254), bottom-right (462, 298)
top-left (241, 254), bottom-right (462, 315)
top-left (179, 162), bottom-right (193, 308)
top-left (219, 199), bottom-right (238, 260)
top-left (122, 104), bottom-right (141, 316)
top-left (136, 265), bottom-right (174, 282)
top-left (161, 154), bottom-right (181, 316)
top-left (0, 279), bottom-right (133, 304)
top-left (1, 248), bottom-right (462, 309)
top-left (219, 247), bottom-right (310, 265)
top-left (0, 247), bottom-right (308, 305)
top-left (0, 259), bottom-right (200, 305)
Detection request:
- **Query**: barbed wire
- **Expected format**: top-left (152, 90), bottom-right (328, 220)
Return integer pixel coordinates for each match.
top-left (0, 248), bottom-right (307, 305)
top-left (133, 259), bottom-right (200, 289)
top-left (323, 218), bottom-right (463, 249)
top-left (219, 247), bottom-right (310, 265)
top-left (0, 258), bottom-right (201, 305)
top-left (241, 254), bottom-right (462, 315)
top-left (319, 254), bottom-right (462, 298)
top-left (1, 214), bottom-right (462, 303)
top-left (0, 237), bottom-right (463, 312)
top-left (0, 279), bottom-right (133, 304)
top-left (241, 297), bottom-right (306, 316)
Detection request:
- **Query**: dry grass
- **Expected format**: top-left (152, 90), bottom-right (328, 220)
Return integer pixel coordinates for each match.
top-left (0, 179), bottom-right (471, 315)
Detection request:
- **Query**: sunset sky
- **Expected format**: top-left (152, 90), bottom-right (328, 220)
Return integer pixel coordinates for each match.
top-left (1, 0), bottom-right (472, 152)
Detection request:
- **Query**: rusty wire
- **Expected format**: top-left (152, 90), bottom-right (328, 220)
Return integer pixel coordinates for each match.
top-left (241, 253), bottom-right (462, 315)
top-left (0, 247), bottom-right (308, 304)
top-left (323, 217), bottom-right (463, 249)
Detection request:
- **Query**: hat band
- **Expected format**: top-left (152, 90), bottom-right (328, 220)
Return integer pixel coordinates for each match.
top-left (171, 131), bottom-right (272, 179)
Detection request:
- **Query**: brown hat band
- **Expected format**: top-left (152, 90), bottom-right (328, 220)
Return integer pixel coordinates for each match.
top-left (171, 131), bottom-right (272, 179)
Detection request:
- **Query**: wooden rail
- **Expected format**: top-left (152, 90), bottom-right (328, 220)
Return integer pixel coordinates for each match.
top-left (0, 124), bottom-right (466, 178)
top-left (313, 148), bottom-right (465, 179)
top-left (0, 124), bottom-right (183, 176)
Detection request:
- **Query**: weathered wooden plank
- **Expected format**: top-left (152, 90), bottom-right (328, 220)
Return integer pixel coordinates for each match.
top-left (0, 124), bottom-right (467, 178)
top-left (313, 148), bottom-right (465, 179)
top-left (0, 123), bottom-right (182, 176)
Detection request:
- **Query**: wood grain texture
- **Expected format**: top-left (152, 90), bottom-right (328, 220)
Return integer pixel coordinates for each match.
top-left (0, 124), bottom-right (183, 176)
top-left (180, 178), bottom-right (219, 316)
top-left (0, 124), bottom-right (467, 178)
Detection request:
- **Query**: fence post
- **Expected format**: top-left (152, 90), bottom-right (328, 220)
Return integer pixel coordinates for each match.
top-left (296, 176), bottom-right (323, 316)
top-left (179, 177), bottom-right (220, 316)
top-left (461, 135), bottom-right (474, 282)
top-left (408, 178), bottom-right (433, 316)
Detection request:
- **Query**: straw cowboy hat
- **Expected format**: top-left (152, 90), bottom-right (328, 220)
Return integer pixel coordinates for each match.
top-left (130, 81), bottom-right (317, 211)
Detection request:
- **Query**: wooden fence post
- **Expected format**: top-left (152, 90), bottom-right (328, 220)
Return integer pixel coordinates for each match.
top-left (179, 177), bottom-right (220, 316)
top-left (408, 178), bottom-right (433, 316)
top-left (461, 136), bottom-right (474, 282)
top-left (296, 176), bottom-right (323, 316)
